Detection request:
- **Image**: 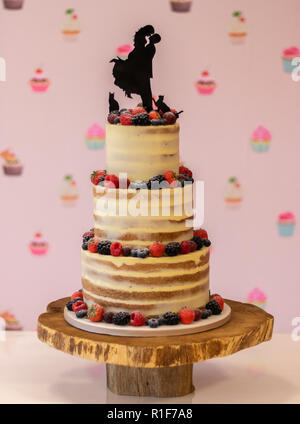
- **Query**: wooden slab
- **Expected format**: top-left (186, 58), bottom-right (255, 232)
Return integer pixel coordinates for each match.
top-left (38, 297), bottom-right (273, 369)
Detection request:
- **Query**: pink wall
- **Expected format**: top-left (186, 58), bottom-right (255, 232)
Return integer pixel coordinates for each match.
top-left (1, 0), bottom-right (299, 330)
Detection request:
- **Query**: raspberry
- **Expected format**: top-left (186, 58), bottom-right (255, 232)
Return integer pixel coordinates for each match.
top-left (211, 294), bottom-right (224, 311)
top-left (107, 112), bottom-right (119, 124)
top-left (72, 300), bottom-right (88, 313)
top-left (120, 113), bottom-right (132, 126)
top-left (179, 166), bottom-right (193, 178)
top-left (206, 300), bottom-right (222, 315)
top-left (148, 110), bottom-right (161, 120)
top-left (150, 242), bottom-right (165, 257)
top-left (194, 228), bottom-right (208, 239)
top-left (71, 291), bottom-right (83, 300)
top-left (179, 308), bottom-right (195, 324)
top-left (110, 241), bottom-right (123, 256)
top-left (165, 242), bottom-right (181, 256)
top-left (180, 241), bottom-right (191, 254)
top-left (87, 238), bottom-right (100, 253)
top-left (189, 241), bottom-right (197, 252)
top-left (112, 312), bottom-right (130, 326)
top-left (104, 174), bottom-right (119, 188)
top-left (164, 170), bottom-right (175, 183)
top-left (82, 231), bottom-right (94, 241)
top-left (163, 111), bottom-right (177, 125)
top-left (194, 309), bottom-right (202, 321)
top-left (97, 240), bottom-right (112, 255)
top-left (88, 304), bottom-right (104, 322)
top-left (130, 311), bottom-right (146, 326)
top-left (131, 107), bottom-right (146, 115)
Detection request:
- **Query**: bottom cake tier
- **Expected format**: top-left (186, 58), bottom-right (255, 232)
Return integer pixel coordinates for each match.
top-left (81, 246), bottom-right (210, 317)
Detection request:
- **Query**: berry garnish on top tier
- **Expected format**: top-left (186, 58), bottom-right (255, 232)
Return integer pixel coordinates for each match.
top-left (106, 105), bottom-right (182, 126)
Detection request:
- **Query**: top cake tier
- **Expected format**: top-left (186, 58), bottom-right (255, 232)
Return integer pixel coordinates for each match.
top-left (106, 123), bottom-right (180, 181)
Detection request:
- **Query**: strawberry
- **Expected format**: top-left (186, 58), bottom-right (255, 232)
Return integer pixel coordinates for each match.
top-left (148, 110), bottom-right (161, 120)
top-left (104, 174), bottom-right (119, 188)
top-left (71, 291), bottom-right (83, 300)
top-left (87, 238), bottom-right (99, 253)
top-left (194, 228), bottom-right (208, 239)
top-left (91, 170), bottom-right (105, 185)
top-left (189, 241), bottom-right (197, 252)
top-left (120, 113), bottom-right (133, 125)
top-left (179, 166), bottom-right (193, 178)
top-left (211, 293), bottom-right (224, 311)
top-left (72, 300), bottom-right (87, 312)
top-left (131, 106), bottom-right (146, 115)
top-left (88, 304), bottom-right (104, 322)
top-left (179, 308), bottom-right (195, 324)
top-left (110, 241), bottom-right (123, 257)
top-left (164, 170), bottom-right (176, 184)
top-left (180, 241), bottom-right (191, 254)
top-left (130, 311), bottom-right (146, 326)
top-left (150, 242), bottom-right (165, 257)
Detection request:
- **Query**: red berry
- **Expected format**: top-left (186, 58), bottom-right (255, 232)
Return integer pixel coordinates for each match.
top-left (148, 110), bottom-right (161, 120)
top-left (110, 241), bottom-right (123, 257)
top-left (104, 174), bottom-right (119, 188)
top-left (150, 242), bottom-right (165, 257)
top-left (179, 166), bottom-right (193, 178)
top-left (180, 241), bottom-right (191, 254)
top-left (164, 170), bottom-right (175, 183)
top-left (90, 170), bottom-right (105, 185)
top-left (120, 113), bottom-right (132, 125)
top-left (72, 300), bottom-right (87, 312)
top-left (107, 112), bottom-right (119, 124)
top-left (163, 111), bottom-right (177, 125)
top-left (211, 293), bottom-right (224, 311)
top-left (88, 304), bottom-right (104, 322)
top-left (82, 231), bottom-right (94, 239)
top-left (194, 228), bottom-right (208, 239)
top-left (131, 107), bottom-right (146, 115)
top-left (130, 311), bottom-right (146, 326)
top-left (71, 291), bottom-right (83, 300)
top-left (179, 308), bottom-right (195, 324)
top-left (189, 241), bottom-right (197, 252)
top-left (87, 238), bottom-right (99, 253)
top-left (194, 309), bottom-right (202, 321)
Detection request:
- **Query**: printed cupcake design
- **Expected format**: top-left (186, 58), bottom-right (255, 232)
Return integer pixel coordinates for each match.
top-left (277, 212), bottom-right (295, 237)
top-left (60, 175), bottom-right (79, 206)
top-left (228, 11), bottom-right (247, 44)
top-left (170, 0), bottom-right (192, 12)
top-left (0, 149), bottom-right (23, 175)
top-left (29, 232), bottom-right (49, 256)
top-left (29, 68), bottom-right (50, 93)
top-left (3, 0), bottom-right (24, 9)
top-left (0, 311), bottom-right (23, 330)
top-left (251, 126), bottom-right (272, 152)
top-left (85, 123), bottom-right (105, 150)
top-left (61, 9), bottom-right (80, 41)
top-left (224, 177), bottom-right (243, 207)
top-left (281, 46), bottom-right (300, 73)
top-left (116, 44), bottom-right (134, 59)
top-left (195, 71), bottom-right (216, 95)
top-left (247, 288), bottom-right (267, 310)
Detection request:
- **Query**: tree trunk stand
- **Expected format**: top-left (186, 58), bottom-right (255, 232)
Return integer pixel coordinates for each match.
top-left (37, 298), bottom-right (273, 398)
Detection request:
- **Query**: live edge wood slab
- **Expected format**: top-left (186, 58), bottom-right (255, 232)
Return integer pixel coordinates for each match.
top-left (37, 298), bottom-right (274, 397)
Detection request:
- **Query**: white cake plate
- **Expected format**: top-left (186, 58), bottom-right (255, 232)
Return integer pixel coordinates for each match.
top-left (64, 303), bottom-right (231, 337)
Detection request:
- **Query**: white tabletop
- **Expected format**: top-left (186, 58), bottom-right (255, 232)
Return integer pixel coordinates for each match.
top-left (0, 332), bottom-right (299, 404)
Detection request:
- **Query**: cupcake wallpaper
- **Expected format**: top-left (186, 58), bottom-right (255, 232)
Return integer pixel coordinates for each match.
top-left (0, 0), bottom-right (299, 334)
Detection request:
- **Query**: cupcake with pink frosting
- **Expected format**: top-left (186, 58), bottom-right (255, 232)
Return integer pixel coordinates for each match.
top-left (195, 71), bottom-right (216, 95)
top-left (85, 123), bottom-right (105, 150)
top-left (29, 232), bottom-right (49, 256)
top-left (116, 44), bottom-right (134, 59)
top-left (251, 126), bottom-right (272, 152)
top-left (247, 288), bottom-right (267, 310)
top-left (29, 68), bottom-right (50, 92)
top-left (282, 47), bottom-right (300, 73)
top-left (277, 212), bottom-right (295, 237)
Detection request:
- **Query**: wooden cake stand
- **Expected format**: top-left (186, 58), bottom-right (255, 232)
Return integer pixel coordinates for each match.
top-left (37, 297), bottom-right (273, 398)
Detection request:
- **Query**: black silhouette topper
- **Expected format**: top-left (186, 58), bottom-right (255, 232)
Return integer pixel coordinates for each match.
top-left (109, 92), bottom-right (119, 113)
top-left (110, 25), bottom-right (161, 111)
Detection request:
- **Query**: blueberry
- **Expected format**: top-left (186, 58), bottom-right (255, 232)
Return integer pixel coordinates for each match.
top-left (78, 289), bottom-right (83, 293)
top-left (114, 117), bottom-right (120, 124)
top-left (130, 249), bottom-right (138, 257)
top-left (66, 300), bottom-right (74, 311)
top-left (160, 119), bottom-right (167, 125)
top-left (151, 119), bottom-right (162, 126)
top-left (202, 239), bottom-right (211, 247)
top-left (137, 248), bottom-right (149, 258)
top-left (200, 309), bottom-right (210, 319)
top-left (82, 242), bottom-right (88, 250)
top-left (147, 318), bottom-right (159, 328)
top-left (76, 309), bottom-right (87, 318)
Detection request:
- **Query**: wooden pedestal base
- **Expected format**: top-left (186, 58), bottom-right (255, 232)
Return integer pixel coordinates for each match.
top-left (106, 364), bottom-right (194, 397)
top-left (38, 298), bottom-right (274, 398)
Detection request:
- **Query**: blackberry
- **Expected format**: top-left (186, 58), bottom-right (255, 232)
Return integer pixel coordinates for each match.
top-left (147, 318), bottom-right (159, 328)
top-left (147, 174), bottom-right (165, 190)
top-left (103, 311), bottom-right (114, 323)
top-left (132, 112), bottom-right (151, 126)
top-left (157, 315), bottom-right (165, 325)
top-left (191, 236), bottom-right (203, 250)
top-left (165, 242), bottom-right (181, 256)
top-left (112, 312), bottom-right (130, 326)
top-left (206, 300), bottom-right (222, 315)
top-left (82, 242), bottom-right (88, 250)
top-left (97, 240), bottom-right (112, 255)
top-left (76, 309), bottom-right (87, 319)
top-left (122, 246), bottom-right (132, 257)
top-left (163, 312), bottom-right (180, 325)
top-left (177, 174), bottom-right (194, 184)
top-left (202, 238), bottom-right (211, 247)
top-left (129, 181), bottom-right (148, 190)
